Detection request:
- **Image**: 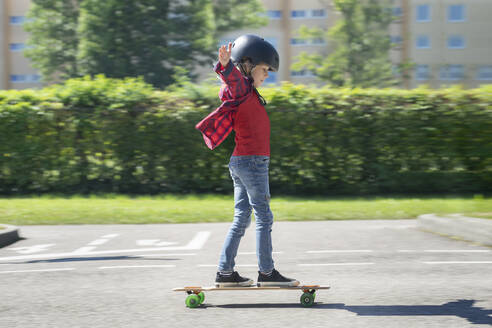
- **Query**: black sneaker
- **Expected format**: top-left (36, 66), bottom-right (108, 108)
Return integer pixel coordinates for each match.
top-left (215, 271), bottom-right (254, 287)
top-left (257, 269), bottom-right (300, 287)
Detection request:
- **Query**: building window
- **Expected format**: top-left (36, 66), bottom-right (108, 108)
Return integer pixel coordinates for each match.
top-left (10, 74), bottom-right (41, 83)
top-left (291, 38), bottom-right (307, 46)
top-left (477, 66), bottom-right (492, 81)
top-left (447, 36), bottom-right (465, 49)
top-left (416, 4), bottom-right (431, 22)
top-left (416, 35), bottom-right (430, 49)
top-left (448, 5), bottom-right (465, 22)
top-left (267, 10), bottom-right (282, 19)
top-left (291, 10), bottom-right (307, 18)
top-left (311, 38), bottom-right (326, 45)
top-left (10, 75), bottom-right (26, 83)
top-left (415, 65), bottom-right (430, 80)
top-left (311, 9), bottom-right (326, 18)
top-left (291, 70), bottom-right (306, 77)
top-left (9, 16), bottom-right (26, 25)
top-left (440, 65), bottom-right (464, 80)
top-left (9, 43), bottom-right (26, 52)
top-left (291, 70), bottom-right (315, 77)
top-left (390, 35), bottom-right (403, 45)
top-left (392, 7), bottom-right (403, 17)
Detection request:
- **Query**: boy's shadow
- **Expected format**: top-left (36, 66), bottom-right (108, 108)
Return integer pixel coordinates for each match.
top-left (212, 299), bottom-right (492, 325)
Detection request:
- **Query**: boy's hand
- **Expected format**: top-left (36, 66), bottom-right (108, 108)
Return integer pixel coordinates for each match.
top-left (218, 42), bottom-right (232, 67)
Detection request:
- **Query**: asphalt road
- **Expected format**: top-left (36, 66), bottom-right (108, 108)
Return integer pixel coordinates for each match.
top-left (1, 220), bottom-right (491, 328)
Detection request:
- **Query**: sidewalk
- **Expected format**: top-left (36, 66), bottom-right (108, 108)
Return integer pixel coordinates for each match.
top-left (418, 214), bottom-right (492, 247)
top-left (0, 224), bottom-right (20, 248)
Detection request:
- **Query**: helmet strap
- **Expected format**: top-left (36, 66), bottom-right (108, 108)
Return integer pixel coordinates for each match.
top-left (238, 61), bottom-right (255, 78)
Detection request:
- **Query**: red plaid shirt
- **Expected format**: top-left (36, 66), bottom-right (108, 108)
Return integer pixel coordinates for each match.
top-left (195, 61), bottom-right (252, 150)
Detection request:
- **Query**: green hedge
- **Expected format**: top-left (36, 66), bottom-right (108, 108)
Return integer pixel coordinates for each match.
top-left (0, 75), bottom-right (491, 195)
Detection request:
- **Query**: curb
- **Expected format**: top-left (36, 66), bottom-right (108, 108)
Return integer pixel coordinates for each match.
top-left (0, 224), bottom-right (21, 248)
top-left (418, 214), bottom-right (492, 247)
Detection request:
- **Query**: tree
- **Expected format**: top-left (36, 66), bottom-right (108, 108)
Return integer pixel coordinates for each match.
top-left (24, 0), bottom-right (83, 81)
top-left (24, 0), bottom-right (267, 88)
top-left (293, 0), bottom-right (396, 88)
top-left (211, 0), bottom-right (268, 40)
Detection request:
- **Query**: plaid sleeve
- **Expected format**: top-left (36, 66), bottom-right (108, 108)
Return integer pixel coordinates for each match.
top-left (195, 100), bottom-right (238, 150)
top-left (195, 62), bottom-right (252, 150)
top-left (214, 61), bottom-right (251, 99)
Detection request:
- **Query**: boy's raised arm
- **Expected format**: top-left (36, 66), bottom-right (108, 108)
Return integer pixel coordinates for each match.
top-left (215, 43), bottom-right (250, 99)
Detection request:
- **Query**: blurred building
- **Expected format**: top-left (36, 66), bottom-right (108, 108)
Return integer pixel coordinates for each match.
top-left (391, 0), bottom-right (492, 88)
top-left (1, 0), bottom-right (491, 90)
top-left (0, 0), bottom-right (40, 90)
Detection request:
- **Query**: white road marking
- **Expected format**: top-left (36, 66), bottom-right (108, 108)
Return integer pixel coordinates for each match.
top-left (424, 250), bottom-right (491, 253)
top-left (98, 265), bottom-right (175, 269)
top-left (237, 251), bottom-right (283, 255)
top-left (398, 250), bottom-right (490, 253)
top-left (102, 234), bottom-right (119, 239)
top-left (196, 264), bottom-right (257, 268)
top-left (306, 250), bottom-right (373, 254)
top-left (185, 231), bottom-right (210, 249)
top-left (140, 253), bottom-right (196, 257)
top-left (9, 244), bottom-right (56, 254)
top-left (89, 239), bottom-right (111, 246)
top-left (0, 268), bottom-right (75, 274)
top-left (298, 262), bottom-right (375, 266)
top-left (136, 240), bottom-right (178, 247)
top-left (423, 261), bottom-right (492, 265)
top-left (0, 231), bottom-right (211, 262)
top-left (73, 234), bottom-right (120, 253)
top-left (72, 246), bottom-right (97, 253)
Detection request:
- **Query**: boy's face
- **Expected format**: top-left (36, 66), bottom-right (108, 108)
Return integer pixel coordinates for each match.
top-left (251, 63), bottom-right (270, 88)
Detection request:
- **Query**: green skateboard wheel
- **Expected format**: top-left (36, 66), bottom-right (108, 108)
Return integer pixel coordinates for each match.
top-left (300, 292), bottom-right (315, 307)
top-left (310, 290), bottom-right (316, 301)
top-left (198, 292), bottom-right (205, 304)
top-left (186, 294), bottom-right (200, 308)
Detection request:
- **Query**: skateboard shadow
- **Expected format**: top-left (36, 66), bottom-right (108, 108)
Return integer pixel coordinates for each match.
top-left (211, 299), bottom-right (492, 325)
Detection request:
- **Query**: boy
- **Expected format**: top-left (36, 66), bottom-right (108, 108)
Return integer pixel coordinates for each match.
top-left (196, 35), bottom-right (299, 287)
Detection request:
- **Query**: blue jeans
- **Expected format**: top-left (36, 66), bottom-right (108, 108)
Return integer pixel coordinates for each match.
top-left (218, 155), bottom-right (275, 273)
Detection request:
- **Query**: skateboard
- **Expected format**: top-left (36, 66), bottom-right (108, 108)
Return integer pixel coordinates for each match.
top-left (173, 284), bottom-right (330, 308)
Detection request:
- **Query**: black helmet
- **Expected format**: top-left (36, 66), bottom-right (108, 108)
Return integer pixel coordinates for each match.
top-left (231, 34), bottom-right (279, 72)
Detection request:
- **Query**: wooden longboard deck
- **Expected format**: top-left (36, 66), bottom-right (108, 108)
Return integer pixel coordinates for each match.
top-left (173, 285), bottom-right (330, 292)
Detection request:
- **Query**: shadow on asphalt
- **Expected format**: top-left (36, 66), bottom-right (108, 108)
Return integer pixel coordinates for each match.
top-left (209, 300), bottom-right (492, 325)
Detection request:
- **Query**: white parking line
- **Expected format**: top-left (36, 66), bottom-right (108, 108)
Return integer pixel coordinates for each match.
top-left (298, 262), bottom-right (375, 266)
top-left (140, 253), bottom-right (196, 257)
top-left (306, 250), bottom-right (373, 254)
top-left (196, 264), bottom-right (257, 268)
top-left (102, 234), bottom-right (119, 239)
top-left (88, 239), bottom-right (111, 246)
top-left (423, 261), bottom-right (492, 265)
top-left (237, 252), bottom-right (283, 255)
top-left (98, 265), bottom-right (176, 269)
top-left (398, 250), bottom-right (490, 253)
top-left (424, 250), bottom-right (491, 253)
top-left (0, 268), bottom-right (75, 274)
top-left (73, 234), bottom-right (120, 253)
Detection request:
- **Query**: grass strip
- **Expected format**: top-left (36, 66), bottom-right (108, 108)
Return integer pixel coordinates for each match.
top-left (0, 194), bottom-right (490, 225)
